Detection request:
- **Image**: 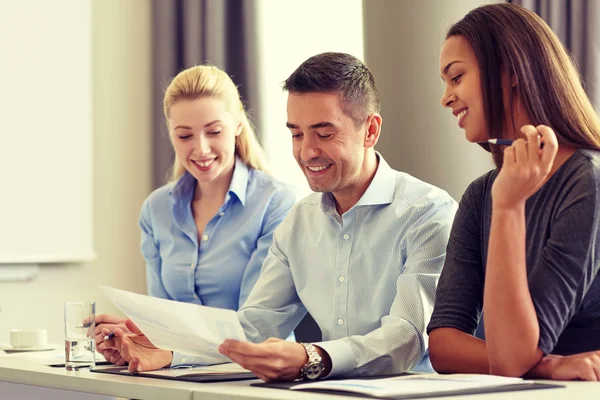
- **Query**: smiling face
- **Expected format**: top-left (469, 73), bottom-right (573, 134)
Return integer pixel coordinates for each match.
top-left (168, 97), bottom-right (241, 185)
top-left (286, 92), bottom-right (375, 196)
top-left (439, 35), bottom-right (488, 143)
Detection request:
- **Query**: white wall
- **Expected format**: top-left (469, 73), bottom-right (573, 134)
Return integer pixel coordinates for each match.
top-left (0, 0), bottom-right (94, 264)
top-left (364, 0), bottom-right (499, 201)
top-left (255, 0), bottom-right (364, 199)
top-left (0, 0), bottom-right (151, 345)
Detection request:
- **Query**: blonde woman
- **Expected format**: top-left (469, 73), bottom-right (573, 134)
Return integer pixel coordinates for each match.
top-left (95, 65), bottom-right (296, 365)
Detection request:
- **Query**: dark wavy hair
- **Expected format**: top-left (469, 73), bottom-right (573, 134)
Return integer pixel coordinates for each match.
top-left (447, 3), bottom-right (600, 167)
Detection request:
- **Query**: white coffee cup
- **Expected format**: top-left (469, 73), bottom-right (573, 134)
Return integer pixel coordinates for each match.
top-left (9, 328), bottom-right (48, 349)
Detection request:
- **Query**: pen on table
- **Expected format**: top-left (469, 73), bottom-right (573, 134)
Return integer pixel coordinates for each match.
top-left (484, 138), bottom-right (545, 148)
top-left (103, 331), bottom-right (115, 341)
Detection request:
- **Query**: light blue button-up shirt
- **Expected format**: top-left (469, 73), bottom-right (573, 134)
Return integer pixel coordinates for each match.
top-left (140, 158), bottom-right (297, 310)
top-left (172, 155), bottom-right (457, 376)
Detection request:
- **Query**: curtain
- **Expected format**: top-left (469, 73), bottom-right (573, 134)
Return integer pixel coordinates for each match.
top-left (509, 0), bottom-right (600, 108)
top-left (151, 0), bottom-right (262, 187)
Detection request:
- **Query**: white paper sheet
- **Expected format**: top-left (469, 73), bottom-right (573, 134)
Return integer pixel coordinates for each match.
top-left (291, 374), bottom-right (531, 398)
top-left (100, 286), bottom-right (246, 364)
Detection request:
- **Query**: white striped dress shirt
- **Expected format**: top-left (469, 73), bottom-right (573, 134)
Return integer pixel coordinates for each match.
top-left (173, 155), bottom-right (457, 377)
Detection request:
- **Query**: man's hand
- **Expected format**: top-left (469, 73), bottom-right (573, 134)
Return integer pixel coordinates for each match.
top-left (93, 314), bottom-right (129, 365)
top-left (218, 338), bottom-right (330, 382)
top-left (98, 319), bottom-right (173, 373)
top-left (529, 351), bottom-right (600, 381)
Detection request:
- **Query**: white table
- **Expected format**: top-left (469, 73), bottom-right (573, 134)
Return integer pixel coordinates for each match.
top-left (0, 356), bottom-right (598, 400)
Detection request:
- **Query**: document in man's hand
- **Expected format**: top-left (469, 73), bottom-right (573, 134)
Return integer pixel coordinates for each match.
top-left (100, 286), bottom-right (246, 364)
top-left (290, 374), bottom-right (535, 398)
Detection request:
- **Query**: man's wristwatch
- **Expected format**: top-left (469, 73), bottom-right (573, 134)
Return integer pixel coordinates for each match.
top-left (299, 343), bottom-right (325, 380)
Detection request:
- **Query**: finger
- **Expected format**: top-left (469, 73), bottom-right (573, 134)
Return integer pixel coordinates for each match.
top-left (521, 125), bottom-right (542, 161)
top-left (95, 323), bottom-right (118, 337)
top-left (265, 337), bottom-right (283, 344)
top-left (589, 352), bottom-right (600, 381)
top-left (223, 350), bottom-right (247, 368)
top-left (99, 329), bottom-right (119, 350)
top-left (225, 352), bottom-right (273, 377)
top-left (232, 355), bottom-right (288, 382)
top-left (95, 314), bottom-right (122, 325)
top-left (592, 363), bottom-right (600, 382)
top-left (125, 319), bottom-right (144, 336)
top-left (99, 339), bottom-right (118, 350)
top-left (256, 374), bottom-right (270, 382)
top-left (94, 325), bottom-right (104, 337)
top-left (98, 339), bottom-right (112, 350)
top-left (100, 349), bottom-right (115, 362)
top-left (120, 340), bottom-right (140, 370)
top-left (502, 144), bottom-right (516, 166)
top-left (110, 350), bottom-right (123, 364)
top-left (128, 357), bottom-right (141, 373)
top-left (115, 357), bottom-right (127, 367)
top-left (512, 138), bottom-right (528, 164)
top-left (120, 338), bottom-right (131, 359)
top-left (99, 328), bottom-right (113, 346)
top-left (536, 125), bottom-right (558, 172)
top-left (578, 367), bottom-right (597, 381)
top-left (95, 332), bottom-right (106, 345)
top-left (221, 340), bottom-right (271, 358)
top-left (114, 327), bottom-right (127, 338)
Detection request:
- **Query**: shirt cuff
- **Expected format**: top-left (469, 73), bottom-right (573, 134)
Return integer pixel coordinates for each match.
top-left (314, 339), bottom-right (355, 378)
top-left (170, 351), bottom-right (207, 368)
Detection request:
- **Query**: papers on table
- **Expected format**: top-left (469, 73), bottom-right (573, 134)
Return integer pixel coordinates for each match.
top-left (291, 374), bottom-right (531, 398)
top-left (100, 286), bottom-right (246, 364)
top-left (113, 362), bottom-right (251, 377)
top-left (91, 361), bottom-right (257, 382)
top-left (146, 362), bottom-right (250, 377)
top-left (0, 347), bottom-right (107, 366)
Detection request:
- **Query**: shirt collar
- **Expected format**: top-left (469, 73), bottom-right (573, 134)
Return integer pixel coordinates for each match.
top-left (228, 157), bottom-right (249, 206)
top-left (169, 157), bottom-right (249, 207)
top-left (320, 152), bottom-right (395, 215)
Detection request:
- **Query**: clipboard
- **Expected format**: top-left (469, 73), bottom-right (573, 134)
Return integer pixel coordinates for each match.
top-left (90, 363), bottom-right (257, 383)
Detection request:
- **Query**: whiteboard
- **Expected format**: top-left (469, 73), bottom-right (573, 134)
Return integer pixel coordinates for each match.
top-left (0, 0), bottom-right (95, 263)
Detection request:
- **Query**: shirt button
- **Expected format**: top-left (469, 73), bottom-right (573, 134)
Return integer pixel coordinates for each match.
top-left (218, 212), bottom-right (224, 217)
top-left (189, 263), bottom-right (195, 270)
top-left (343, 234), bottom-right (350, 240)
top-left (339, 275), bottom-right (345, 283)
top-left (337, 318), bottom-right (344, 325)
top-left (181, 357), bottom-right (187, 363)
top-left (193, 294), bottom-right (198, 300)
top-left (202, 234), bottom-right (209, 241)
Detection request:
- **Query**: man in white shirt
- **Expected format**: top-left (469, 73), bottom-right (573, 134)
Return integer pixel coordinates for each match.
top-left (100, 52), bottom-right (457, 382)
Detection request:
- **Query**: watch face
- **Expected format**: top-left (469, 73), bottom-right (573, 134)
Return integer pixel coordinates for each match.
top-left (305, 362), bottom-right (324, 380)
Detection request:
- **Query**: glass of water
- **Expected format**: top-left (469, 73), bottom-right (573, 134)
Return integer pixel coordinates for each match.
top-left (64, 301), bottom-right (96, 371)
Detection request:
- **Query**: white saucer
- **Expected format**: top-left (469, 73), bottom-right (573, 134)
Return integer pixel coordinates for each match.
top-left (0, 345), bottom-right (55, 353)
